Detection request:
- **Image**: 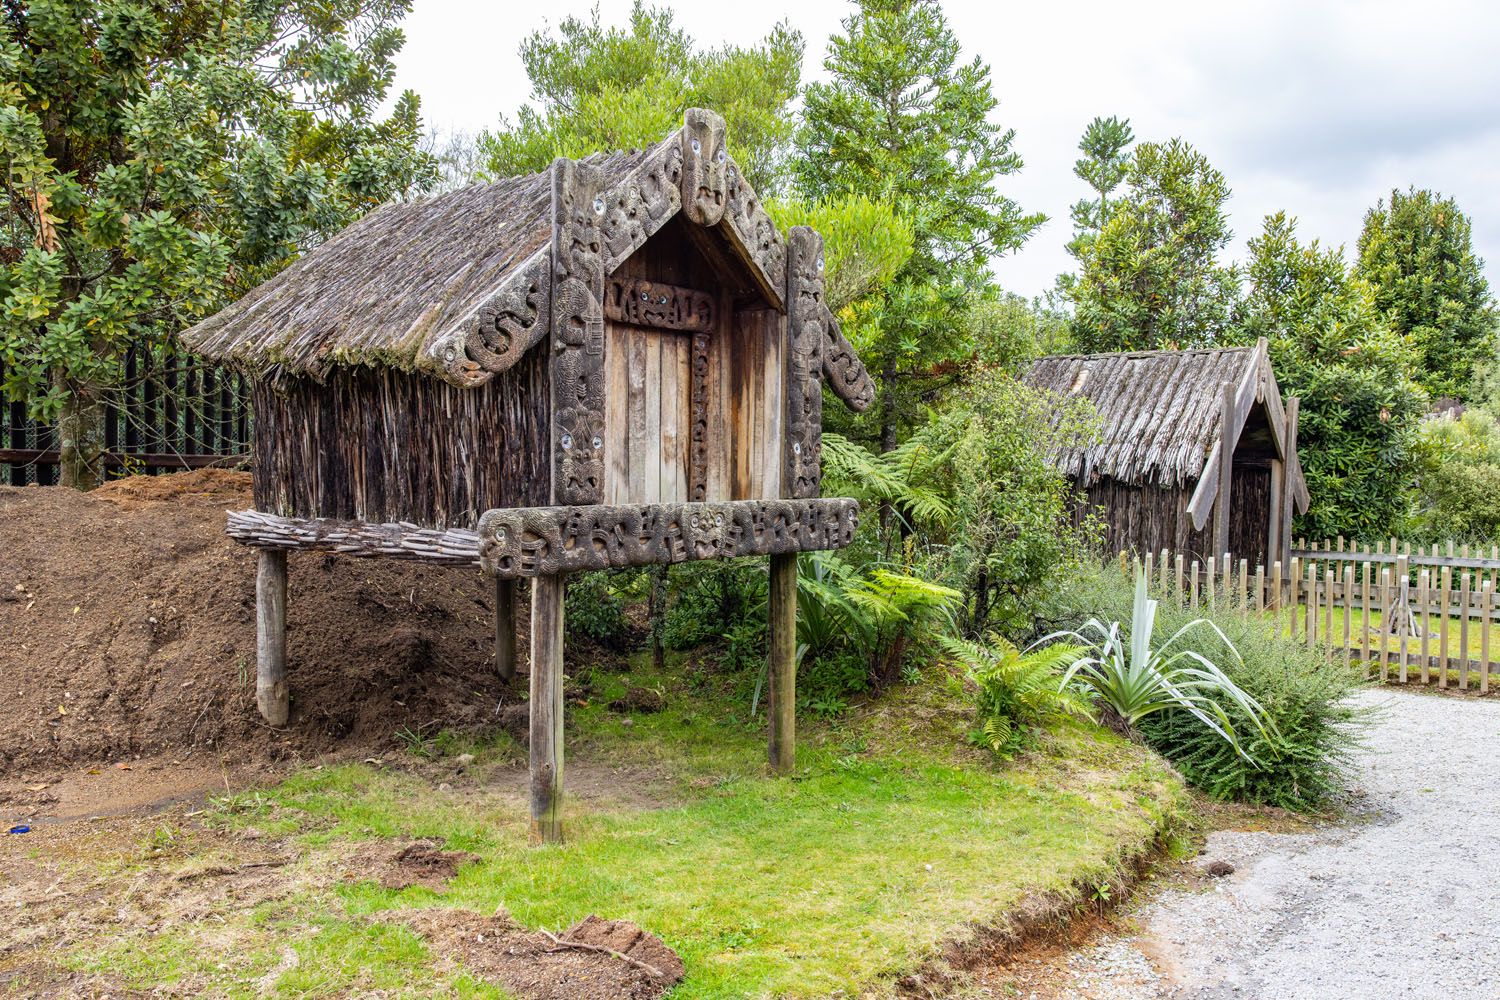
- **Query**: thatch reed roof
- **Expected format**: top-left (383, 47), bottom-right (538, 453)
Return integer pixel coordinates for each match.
top-left (180, 147), bottom-right (657, 382)
top-left (1023, 344), bottom-right (1299, 492)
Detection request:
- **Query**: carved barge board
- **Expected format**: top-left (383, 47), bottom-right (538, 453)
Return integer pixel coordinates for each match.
top-left (225, 498), bottom-right (859, 575)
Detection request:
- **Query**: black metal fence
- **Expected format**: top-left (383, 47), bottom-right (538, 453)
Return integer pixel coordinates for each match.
top-left (0, 345), bottom-right (251, 485)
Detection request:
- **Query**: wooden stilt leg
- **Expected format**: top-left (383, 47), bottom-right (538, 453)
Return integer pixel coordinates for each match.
top-left (529, 573), bottom-right (565, 844)
top-left (256, 548), bottom-right (289, 726)
top-left (768, 553), bottom-right (797, 774)
top-left (495, 577), bottom-right (517, 682)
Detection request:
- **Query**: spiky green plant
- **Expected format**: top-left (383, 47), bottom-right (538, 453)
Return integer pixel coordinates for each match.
top-left (1036, 570), bottom-right (1274, 760)
top-left (941, 632), bottom-right (1089, 758)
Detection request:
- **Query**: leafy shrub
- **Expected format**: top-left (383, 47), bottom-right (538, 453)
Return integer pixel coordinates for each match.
top-left (565, 571), bottom-right (635, 648)
top-left (662, 561), bottom-right (767, 651)
top-left (1038, 562), bottom-right (1367, 811)
top-left (941, 632), bottom-right (1087, 757)
top-left (1407, 409), bottom-right (1500, 542)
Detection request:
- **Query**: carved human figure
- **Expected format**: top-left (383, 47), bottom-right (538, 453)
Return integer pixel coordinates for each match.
top-left (680, 108), bottom-right (729, 227)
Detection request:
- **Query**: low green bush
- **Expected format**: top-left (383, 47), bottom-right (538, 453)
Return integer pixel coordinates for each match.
top-left (940, 632), bottom-right (1087, 757)
top-left (565, 571), bottom-right (636, 649)
top-left (1035, 562), bottom-right (1368, 811)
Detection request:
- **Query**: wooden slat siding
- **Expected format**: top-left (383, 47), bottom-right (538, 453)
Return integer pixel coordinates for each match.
top-left (604, 325), bottom-right (630, 504)
top-left (659, 333), bottom-right (680, 503)
top-left (646, 332), bottom-right (664, 503)
top-left (1439, 567), bottom-right (1452, 688)
top-left (1459, 572), bottom-right (1472, 690)
top-left (628, 327), bottom-right (649, 502)
top-left (763, 308), bottom-right (784, 498)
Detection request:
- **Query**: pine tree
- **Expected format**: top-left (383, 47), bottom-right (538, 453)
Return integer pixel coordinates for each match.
top-left (1066, 116), bottom-right (1134, 260)
top-left (1355, 188), bottom-right (1499, 401)
top-left (794, 0), bottom-right (1041, 450)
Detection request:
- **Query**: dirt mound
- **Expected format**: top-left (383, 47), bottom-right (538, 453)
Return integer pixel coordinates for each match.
top-left (0, 471), bottom-right (518, 772)
top-left (350, 838), bottom-right (481, 892)
top-left (399, 908), bottom-right (684, 999)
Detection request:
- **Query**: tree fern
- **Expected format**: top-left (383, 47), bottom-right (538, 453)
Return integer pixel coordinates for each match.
top-left (941, 631), bottom-right (1089, 758)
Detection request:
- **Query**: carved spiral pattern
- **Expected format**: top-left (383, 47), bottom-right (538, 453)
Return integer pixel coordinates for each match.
top-left (551, 160), bottom-right (608, 505)
top-left (785, 228), bottom-right (826, 499)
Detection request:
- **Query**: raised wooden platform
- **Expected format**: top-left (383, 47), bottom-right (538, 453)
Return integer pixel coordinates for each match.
top-left (225, 497), bottom-right (859, 576)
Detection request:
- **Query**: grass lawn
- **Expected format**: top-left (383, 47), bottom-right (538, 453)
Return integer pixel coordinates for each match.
top-left (47, 654), bottom-right (1189, 998)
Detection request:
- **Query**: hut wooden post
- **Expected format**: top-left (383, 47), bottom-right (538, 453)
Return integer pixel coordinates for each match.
top-left (768, 552), bottom-right (798, 773)
top-left (1278, 398), bottom-right (1300, 566)
top-left (529, 574), bottom-right (566, 844)
top-left (1213, 381), bottom-right (1235, 560)
top-left (494, 578), bottom-right (517, 682)
top-left (255, 549), bottom-right (289, 727)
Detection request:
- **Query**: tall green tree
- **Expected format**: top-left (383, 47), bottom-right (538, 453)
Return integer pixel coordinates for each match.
top-left (0, 0), bottom-right (433, 488)
top-left (480, 2), bottom-right (802, 194)
top-left (1355, 188), bottom-right (1498, 401)
top-left (794, 0), bottom-right (1042, 450)
top-left (1066, 115), bottom-right (1133, 259)
top-left (1067, 138), bottom-right (1238, 354)
top-left (1237, 213), bottom-right (1426, 538)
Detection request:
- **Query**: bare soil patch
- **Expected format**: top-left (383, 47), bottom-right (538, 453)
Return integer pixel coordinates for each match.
top-left (351, 837), bottom-right (482, 892)
top-left (0, 471), bottom-right (516, 775)
top-left (394, 908), bottom-right (684, 1000)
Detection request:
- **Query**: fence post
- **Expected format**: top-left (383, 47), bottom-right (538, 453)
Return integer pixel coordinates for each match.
top-left (1341, 565), bottom-right (1353, 670)
top-left (1419, 569), bottom-right (1431, 685)
top-left (1190, 560), bottom-right (1200, 610)
top-left (1459, 571), bottom-right (1472, 691)
top-left (1483, 582), bottom-right (1493, 696)
top-left (1206, 556), bottom-right (1216, 611)
top-left (1324, 568), bottom-right (1335, 655)
top-left (1239, 558), bottom-right (1249, 617)
top-left (1255, 564), bottom-right (1265, 614)
top-left (1289, 556), bottom-right (1301, 639)
top-left (1439, 567), bottom-right (1452, 688)
top-left (1305, 561), bottom-right (1317, 652)
top-left (1271, 559), bottom-right (1283, 613)
top-left (1175, 553), bottom-right (1185, 603)
top-left (1144, 551), bottom-right (1154, 592)
top-left (1396, 556), bottom-right (1410, 683)
top-left (1361, 561), bottom-right (1373, 673)
top-left (1378, 566), bottom-right (1392, 682)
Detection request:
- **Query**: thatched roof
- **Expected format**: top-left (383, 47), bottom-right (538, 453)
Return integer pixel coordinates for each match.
top-left (1023, 342), bottom-right (1309, 516)
top-left (180, 109), bottom-right (823, 396)
top-left (179, 147), bottom-right (652, 383)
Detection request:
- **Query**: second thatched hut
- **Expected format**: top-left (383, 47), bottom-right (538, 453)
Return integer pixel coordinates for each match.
top-left (1023, 339), bottom-right (1309, 569)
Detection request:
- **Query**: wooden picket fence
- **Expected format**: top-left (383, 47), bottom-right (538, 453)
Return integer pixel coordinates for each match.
top-left (0, 344), bottom-right (251, 485)
top-left (1125, 538), bottom-right (1499, 694)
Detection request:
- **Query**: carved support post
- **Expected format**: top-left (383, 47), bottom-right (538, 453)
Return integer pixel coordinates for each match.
top-left (549, 157), bottom-right (607, 506)
top-left (529, 573), bottom-right (566, 844)
top-left (784, 227), bottom-right (825, 499)
top-left (768, 553), bottom-right (798, 773)
top-left (255, 548), bottom-right (288, 726)
top-left (1213, 381), bottom-right (1235, 561)
top-left (1279, 398), bottom-right (1300, 568)
top-left (495, 578), bottom-right (517, 682)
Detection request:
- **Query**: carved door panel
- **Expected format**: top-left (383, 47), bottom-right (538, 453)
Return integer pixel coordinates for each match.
top-left (605, 323), bottom-right (693, 504)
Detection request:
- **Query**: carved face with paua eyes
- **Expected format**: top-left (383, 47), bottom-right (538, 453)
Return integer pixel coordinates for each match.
top-left (680, 108), bottom-right (728, 227)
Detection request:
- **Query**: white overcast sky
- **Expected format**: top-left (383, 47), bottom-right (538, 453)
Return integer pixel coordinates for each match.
top-left (391, 0), bottom-right (1500, 299)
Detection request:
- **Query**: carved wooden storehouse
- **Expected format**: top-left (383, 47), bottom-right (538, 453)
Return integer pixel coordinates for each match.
top-left (180, 109), bottom-right (874, 842)
top-left (1022, 340), bottom-right (1310, 568)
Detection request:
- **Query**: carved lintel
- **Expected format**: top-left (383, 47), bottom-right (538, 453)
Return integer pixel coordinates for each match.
top-left (226, 509), bottom-right (482, 565)
top-left (603, 278), bottom-right (716, 332)
top-left (550, 158), bottom-right (608, 505)
top-left (821, 302), bottom-right (876, 413)
top-left (689, 329), bottom-right (711, 502)
top-left (680, 108), bottom-right (728, 227)
top-left (785, 227), bottom-right (826, 499)
top-left (477, 498), bottom-right (859, 578)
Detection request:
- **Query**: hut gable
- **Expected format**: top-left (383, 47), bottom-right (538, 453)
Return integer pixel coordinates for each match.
top-left (178, 110), bottom-right (877, 403)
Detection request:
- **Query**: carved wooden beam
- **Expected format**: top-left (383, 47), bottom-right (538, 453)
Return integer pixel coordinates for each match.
top-left (478, 498), bottom-right (859, 578)
top-left (784, 227), bottom-right (825, 498)
top-left (550, 158), bottom-right (608, 505)
top-left (224, 499), bottom-right (860, 575)
top-left (718, 154), bottom-right (786, 308)
top-left (680, 108), bottom-right (729, 227)
top-left (820, 301), bottom-right (876, 412)
top-left (603, 278), bottom-right (715, 332)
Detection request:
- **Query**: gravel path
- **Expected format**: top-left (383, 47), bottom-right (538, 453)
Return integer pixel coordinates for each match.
top-left (1045, 689), bottom-right (1500, 999)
